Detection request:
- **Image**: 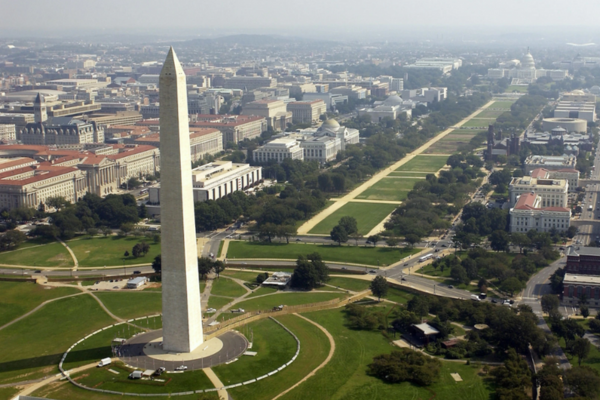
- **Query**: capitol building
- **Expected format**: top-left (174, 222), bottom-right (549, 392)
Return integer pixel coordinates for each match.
top-left (488, 49), bottom-right (568, 84)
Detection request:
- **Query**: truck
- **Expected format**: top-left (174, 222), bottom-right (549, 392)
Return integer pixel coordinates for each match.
top-left (97, 358), bottom-right (111, 367)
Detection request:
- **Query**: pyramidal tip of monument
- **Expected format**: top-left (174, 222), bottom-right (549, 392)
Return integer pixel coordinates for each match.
top-left (161, 46), bottom-right (183, 76)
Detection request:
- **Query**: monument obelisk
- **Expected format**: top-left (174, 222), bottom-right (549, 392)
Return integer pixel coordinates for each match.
top-left (159, 47), bottom-right (203, 353)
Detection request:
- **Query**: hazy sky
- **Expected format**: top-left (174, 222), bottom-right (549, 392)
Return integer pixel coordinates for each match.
top-left (1, 0), bottom-right (600, 38)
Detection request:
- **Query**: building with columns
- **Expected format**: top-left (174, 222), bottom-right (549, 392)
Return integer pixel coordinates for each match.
top-left (508, 192), bottom-right (570, 234)
top-left (509, 175), bottom-right (568, 208)
top-left (286, 100), bottom-right (326, 124)
top-left (253, 138), bottom-right (304, 163)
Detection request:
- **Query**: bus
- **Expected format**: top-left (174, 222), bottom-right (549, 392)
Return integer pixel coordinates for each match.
top-left (418, 254), bottom-right (433, 263)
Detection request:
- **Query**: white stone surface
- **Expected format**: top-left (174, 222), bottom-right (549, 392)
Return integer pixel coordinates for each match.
top-left (159, 47), bottom-right (204, 353)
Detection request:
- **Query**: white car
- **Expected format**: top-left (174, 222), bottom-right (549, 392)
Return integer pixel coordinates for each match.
top-left (206, 308), bottom-right (217, 313)
top-left (175, 365), bottom-right (188, 371)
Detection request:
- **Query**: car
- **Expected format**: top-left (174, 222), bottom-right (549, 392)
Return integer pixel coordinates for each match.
top-left (295, 238), bottom-right (302, 242)
top-left (133, 270), bottom-right (141, 274)
top-left (206, 308), bottom-right (217, 313)
top-left (491, 298), bottom-right (497, 303)
top-left (113, 286), bottom-right (119, 289)
top-left (175, 365), bottom-right (188, 371)
top-left (447, 285), bottom-right (454, 289)
top-left (441, 244), bottom-right (447, 247)
top-left (34, 270), bottom-right (41, 274)
top-left (95, 281), bottom-right (100, 285)
top-left (369, 270), bottom-right (377, 274)
top-left (153, 367), bottom-right (166, 376)
top-left (109, 280), bottom-right (114, 283)
top-left (341, 267), bottom-right (347, 270)
top-left (401, 277), bottom-right (406, 281)
top-left (231, 308), bottom-right (245, 313)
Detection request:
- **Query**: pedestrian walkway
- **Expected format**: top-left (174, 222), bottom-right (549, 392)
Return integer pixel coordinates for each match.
top-left (56, 236), bottom-right (79, 270)
top-left (203, 367), bottom-right (228, 400)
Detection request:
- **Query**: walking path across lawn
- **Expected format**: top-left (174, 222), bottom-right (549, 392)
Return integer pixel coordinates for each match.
top-left (297, 100), bottom-right (495, 235)
top-left (329, 198), bottom-right (403, 205)
top-left (56, 237), bottom-right (79, 270)
top-left (203, 367), bottom-right (228, 400)
top-left (13, 362), bottom-right (98, 399)
top-left (271, 314), bottom-right (336, 400)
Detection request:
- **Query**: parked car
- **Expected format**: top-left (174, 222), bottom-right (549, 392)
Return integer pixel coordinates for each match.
top-left (206, 308), bottom-right (217, 313)
top-left (447, 285), bottom-right (454, 289)
top-left (133, 270), bottom-right (141, 274)
top-left (175, 365), bottom-right (188, 371)
top-left (231, 308), bottom-right (245, 313)
top-left (369, 270), bottom-right (377, 274)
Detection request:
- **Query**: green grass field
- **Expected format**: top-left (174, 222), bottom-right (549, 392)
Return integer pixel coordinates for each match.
top-left (210, 277), bottom-right (248, 298)
top-left (461, 118), bottom-right (496, 128)
top-left (387, 172), bottom-right (429, 177)
top-left (221, 270), bottom-right (262, 282)
top-left (32, 384), bottom-right (212, 400)
top-left (506, 85), bottom-right (528, 93)
top-left (386, 286), bottom-right (416, 305)
top-left (207, 295), bottom-right (233, 310)
top-left (395, 156), bottom-right (448, 172)
top-left (68, 236), bottom-right (161, 267)
top-left (327, 277), bottom-right (372, 292)
top-left (0, 295), bottom-right (114, 385)
top-left (0, 242), bottom-right (73, 268)
top-left (233, 292), bottom-right (347, 313)
top-left (308, 202), bottom-right (398, 235)
top-left (226, 241), bottom-right (421, 266)
top-left (94, 292), bottom-right (162, 320)
top-left (355, 177), bottom-right (424, 202)
top-left (214, 317), bottom-right (297, 384)
top-left (277, 308), bottom-right (492, 400)
top-left (489, 100), bottom-right (515, 109)
top-left (475, 109), bottom-right (505, 118)
top-left (246, 286), bottom-right (279, 298)
top-left (225, 314), bottom-right (331, 400)
top-left (0, 282), bottom-right (80, 327)
top-left (440, 134), bottom-right (478, 142)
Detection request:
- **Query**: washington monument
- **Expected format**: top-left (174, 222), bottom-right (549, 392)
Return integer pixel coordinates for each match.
top-left (159, 47), bottom-right (203, 353)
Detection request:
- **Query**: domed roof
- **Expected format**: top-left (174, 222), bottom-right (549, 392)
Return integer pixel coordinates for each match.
top-left (571, 89), bottom-right (585, 95)
top-left (522, 49), bottom-right (535, 69)
top-left (383, 94), bottom-right (403, 106)
top-left (319, 119), bottom-right (340, 131)
top-left (565, 145), bottom-right (573, 150)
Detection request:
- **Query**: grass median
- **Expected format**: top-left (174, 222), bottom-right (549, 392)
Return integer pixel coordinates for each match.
top-left (226, 241), bottom-right (421, 266)
top-left (0, 241), bottom-right (73, 268)
top-left (68, 236), bottom-right (161, 267)
top-left (94, 291), bottom-right (162, 320)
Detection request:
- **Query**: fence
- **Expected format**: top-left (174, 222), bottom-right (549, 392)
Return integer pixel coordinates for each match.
top-left (204, 290), bottom-right (371, 340)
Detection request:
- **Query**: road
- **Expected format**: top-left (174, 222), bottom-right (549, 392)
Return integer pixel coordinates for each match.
top-left (519, 257), bottom-right (571, 369)
top-left (573, 148), bottom-right (600, 246)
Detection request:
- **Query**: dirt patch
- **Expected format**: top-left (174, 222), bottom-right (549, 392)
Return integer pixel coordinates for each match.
top-left (144, 282), bottom-right (162, 290)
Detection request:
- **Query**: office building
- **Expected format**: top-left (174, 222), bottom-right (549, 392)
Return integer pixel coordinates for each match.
top-left (241, 100), bottom-right (292, 131)
top-left (509, 192), bottom-right (570, 233)
top-left (253, 138), bottom-right (304, 163)
top-left (190, 114), bottom-right (266, 146)
top-left (562, 247), bottom-right (600, 306)
top-left (287, 100), bottom-right (326, 124)
top-left (223, 76), bottom-right (277, 90)
top-left (524, 154), bottom-right (577, 174)
top-left (509, 175), bottom-right (568, 207)
top-left (0, 124), bottom-right (16, 142)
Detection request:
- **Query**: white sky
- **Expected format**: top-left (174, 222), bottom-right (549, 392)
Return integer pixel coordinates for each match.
top-left (1, 0), bottom-right (599, 35)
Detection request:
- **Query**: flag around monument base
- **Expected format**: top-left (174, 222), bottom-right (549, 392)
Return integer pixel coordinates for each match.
top-left (159, 47), bottom-right (203, 353)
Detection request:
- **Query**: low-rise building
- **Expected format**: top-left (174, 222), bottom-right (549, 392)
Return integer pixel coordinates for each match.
top-left (286, 100), bottom-right (326, 124)
top-left (241, 100), bottom-right (292, 132)
top-left (562, 247), bottom-right (600, 306)
top-left (531, 167), bottom-right (580, 192)
top-left (0, 124), bottom-right (16, 142)
top-left (509, 192), bottom-right (571, 233)
top-left (524, 154), bottom-right (577, 175)
top-left (132, 128), bottom-right (223, 162)
top-left (509, 175), bottom-right (568, 207)
top-left (253, 138), bottom-right (304, 163)
top-left (148, 161), bottom-right (262, 206)
top-left (191, 114), bottom-right (267, 146)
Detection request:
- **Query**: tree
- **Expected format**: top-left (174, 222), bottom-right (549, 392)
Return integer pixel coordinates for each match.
top-left (490, 230), bottom-right (510, 252)
top-left (450, 264), bottom-right (470, 285)
top-left (510, 232), bottom-right (531, 253)
top-left (580, 305), bottom-right (590, 319)
top-left (350, 232), bottom-right (362, 246)
top-left (119, 222), bottom-right (134, 236)
top-left (368, 349), bottom-right (441, 386)
top-left (386, 236), bottom-right (399, 248)
top-left (127, 177), bottom-right (142, 189)
top-left (132, 243), bottom-right (143, 258)
top-left (291, 252), bottom-right (329, 290)
top-left (87, 227), bottom-right (98, 237)
top-left (570, 337), bottom-right (591, 366)
top-left (151, 255), bottom-right (161, 273)
top-left (0, 230), bottom-right (27, 252)
top-left (197, 257), bottom-right (214, 280)
top-left (124, 250), bottom-right (129, 257)
top-left (500, 277), bottom-right (523, 296)
top-left (541, 294), bottom-right (560, 314)
top-left (258, 223), bottom-right (277, 243)
top-left (565, 366), bottom-right (600, 398)
top-left (46, 196), bottom-right (70, 211)
top-left (214, 260), bottom-right (225, 277)
top-left (332, 174), bottom-right (346, 193)
top-left (492, 348), bottom-right (531, 400)
top-left (405, 234), bottom-right (420, 248)
top-left (367, 234), bottom-right (381, 247)
top-left (338, 216), bottom-right (358, 235)
top-left (330, 225), bottom-right (348, 246)
top-left (256, 272), bottom-right (269, 284)
top-left (101, 226), bottom-right (112, 237)
top-left (370, 276), bottom-right (388, 301)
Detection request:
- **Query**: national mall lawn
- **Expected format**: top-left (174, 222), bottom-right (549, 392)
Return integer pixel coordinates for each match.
top-left (226, 241), bottom-right (421, 267)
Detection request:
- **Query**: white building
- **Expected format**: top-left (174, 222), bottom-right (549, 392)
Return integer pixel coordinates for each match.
top-left (509, 192), bottom-right (571, 233)
top-left (148, 161), bottom-right (262, 205)
top-left (487, 49), bottom-right (568, 83)
top-left (404, 58), bottom-right (462, 74)
top-left (509, 175), bottom-right (568, 207)
top-left (554, 90), bottom-right (596, 122)
top-left (286, 100), bottom-right (326, 124)
top-left (0, 124), bottom-right (16, 142)
top-left (253, 138), bottom-right (304, 163)
top-left (358, 94), bottom-right (412, 122)
top-left (298, 119), bottom-right (360, 163)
